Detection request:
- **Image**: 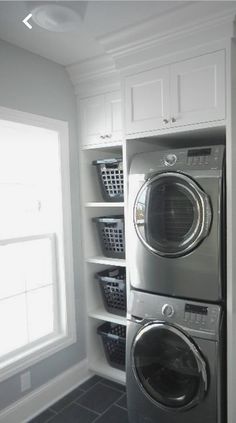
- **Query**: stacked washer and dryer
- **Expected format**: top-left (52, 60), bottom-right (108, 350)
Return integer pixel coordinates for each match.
top-left (126, 145), bottom-right (226, 423)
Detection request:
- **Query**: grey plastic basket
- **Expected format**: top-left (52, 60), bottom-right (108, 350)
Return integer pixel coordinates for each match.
top-left (97, 322), bottom-right (126, 370)
top-left (93, 215), bottom-right (125, 259)
top-left (92, 158), bottom-right (124, 202)
top-left (95, 267), bottom-right (126, 316)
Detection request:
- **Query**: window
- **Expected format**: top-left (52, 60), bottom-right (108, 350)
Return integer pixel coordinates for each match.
top-left (0, 108), bottom-right (76, 381)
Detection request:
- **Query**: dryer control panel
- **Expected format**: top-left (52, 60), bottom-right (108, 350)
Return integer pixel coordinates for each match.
top-left (156, 145), bottom-right (224, 171)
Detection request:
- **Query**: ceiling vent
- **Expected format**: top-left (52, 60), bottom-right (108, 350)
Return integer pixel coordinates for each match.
top-left (31, 3), bottom-right (82, 32)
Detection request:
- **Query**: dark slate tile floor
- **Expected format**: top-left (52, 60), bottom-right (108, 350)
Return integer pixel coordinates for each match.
top-left (29, 375), bottom-right (128, 423)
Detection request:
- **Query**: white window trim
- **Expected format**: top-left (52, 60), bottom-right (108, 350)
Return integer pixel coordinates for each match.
top-left (0, 106), bottom-right (76, 383)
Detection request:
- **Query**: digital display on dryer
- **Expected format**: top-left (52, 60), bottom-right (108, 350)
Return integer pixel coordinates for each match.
top-left (187, 148), bottom-right (211, 157)
top-left (185, 304), bottom-right (208, 315)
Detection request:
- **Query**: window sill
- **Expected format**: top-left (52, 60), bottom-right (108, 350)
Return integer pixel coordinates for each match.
top-left (0, 331), bottom-right (77, 383)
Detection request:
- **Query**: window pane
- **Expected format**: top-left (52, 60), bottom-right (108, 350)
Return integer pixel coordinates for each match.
top-left (0, 244), bottom-right (26, 299)
top-left (0, 237), bottom-right (54, 299)
top-left (0, 120), bottom-right (62, 239)
top-left (24, 238), bottom-right (54, 291)
top-left (27, 285), bottom-right (54, 342)
top-left (0, 295), bottom-right (28, 357)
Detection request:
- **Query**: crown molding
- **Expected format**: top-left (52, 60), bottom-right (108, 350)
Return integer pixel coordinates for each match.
top-left (67, 2), bottom-right (236, 95)
top-left (67, 54), bottom-right (116, 85)
top-left (98, 2), bottom-right (236, 68)
top-left (67, 54), bottom-right (121, 97)
top-left (113, 16), bottom-right (235, 75)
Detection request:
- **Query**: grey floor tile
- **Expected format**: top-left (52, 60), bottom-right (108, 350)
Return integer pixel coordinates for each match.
top-left (76, 383), bottom-right (123, 414)
top-left (116, 394), bottom-right (127, 409)
top-left (29, 408), bottom-right (56, 423)
top-left (99, 378), bottom-right (126, 393)
top-left (94, 405), bottom-right (129, 423)
top-left (79, 375), bottom-right (101, 391)
top-left (50, 387), bottom-right (84, 412)
top-left (50, 403), bottom-right (98, 423)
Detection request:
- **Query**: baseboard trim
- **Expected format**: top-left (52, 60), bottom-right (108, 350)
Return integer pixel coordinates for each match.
top-left (0, 359), bottom-right (91, 423)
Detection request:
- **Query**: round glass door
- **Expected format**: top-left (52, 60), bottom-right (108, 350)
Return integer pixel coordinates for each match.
top-left (132, 322), bottom-right (208, 410)
top-left (134, 172), bottom-right (212, 257)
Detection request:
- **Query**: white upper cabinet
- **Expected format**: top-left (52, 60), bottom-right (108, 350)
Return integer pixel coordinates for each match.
top-left (125, 66), bottom-right (170, 134)
top-left (105, 91), bottom-right (123, 143)
top-left (170, 50), bottom-right (225, 127)
top-left (125, 50), bottom-right (225, 136)
top-left (80, 94), bottom-right (106, 146)
top-left (80, 91), bottom-right (122, 147)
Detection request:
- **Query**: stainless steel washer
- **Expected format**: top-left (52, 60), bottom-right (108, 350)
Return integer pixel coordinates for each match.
top-left (126, 290), bottom-right (225, 423)
top-left (128, 145), bottom-right (225, 302)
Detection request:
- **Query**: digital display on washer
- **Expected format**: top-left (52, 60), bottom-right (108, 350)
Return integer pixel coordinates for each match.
top-left (185, 304), bottom-right (208, 315)
top-left (187, 148), bottom-right (211, 157)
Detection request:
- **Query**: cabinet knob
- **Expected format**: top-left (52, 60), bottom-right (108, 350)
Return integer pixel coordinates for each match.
top-left (100, 135), bottom-right (106, 139)
top-left (163, 119), bottom-right (169, 124)
top-left (105, 134), bottom-right (112, 138)
top-left (171, 117), bottom-right (176, 123)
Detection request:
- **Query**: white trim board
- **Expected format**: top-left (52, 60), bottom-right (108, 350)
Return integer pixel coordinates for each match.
top-left (0, 359), bottom-right (91, 423)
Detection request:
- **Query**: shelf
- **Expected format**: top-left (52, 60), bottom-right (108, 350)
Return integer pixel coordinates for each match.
top-left (90, 360), bottom-right (126, 385)
top-left (88, 309), bottom-right (127, 326)
top-left (82, 141), bottom-right (123, 151)
top-left (85, 202), bottom-right (124, 208)
top-left (86, 256), bottom-right (126, 266)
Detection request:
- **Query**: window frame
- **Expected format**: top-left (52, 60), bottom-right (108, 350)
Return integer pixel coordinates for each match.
top-left (0, 106), bottom-right (76, 382)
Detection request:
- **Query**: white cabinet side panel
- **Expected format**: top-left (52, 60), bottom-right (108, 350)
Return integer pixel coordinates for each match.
top-left (226, 39), bottom-right (236, 423)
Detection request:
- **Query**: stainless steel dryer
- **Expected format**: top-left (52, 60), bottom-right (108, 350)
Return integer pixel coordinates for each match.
top-left (128, 145), bottom-right (225, 302)
top-left (126, 290), bottom-right (225, 423)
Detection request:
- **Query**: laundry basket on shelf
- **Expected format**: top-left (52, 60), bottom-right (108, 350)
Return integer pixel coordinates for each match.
top-left (92, 158), bottom-right (124, 202)
top-left (95, 267), bottom-right (126, 316)
top-left (93, 215), bottom-right (125, 259)
top-left (97, 322), bottom-right (126, 370)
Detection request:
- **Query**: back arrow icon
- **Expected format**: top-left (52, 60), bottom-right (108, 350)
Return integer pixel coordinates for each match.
top-left (22, 13), bottom-right (33, 29)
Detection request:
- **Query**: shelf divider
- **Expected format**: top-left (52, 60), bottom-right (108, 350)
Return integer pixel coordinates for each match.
top-left (88, 309), bottom-right (127, 326)
top-left (86, 256), bottom-right (126, 267)
top-left (85, 202), bottom-right (124, 208)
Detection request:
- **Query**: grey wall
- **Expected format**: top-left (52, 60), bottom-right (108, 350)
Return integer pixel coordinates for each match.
top-left (0, 39), bottom-right (86, 410)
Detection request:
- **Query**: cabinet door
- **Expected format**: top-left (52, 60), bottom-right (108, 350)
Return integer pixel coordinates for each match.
top-left (80, 95), bottom-right (106, 146)
top-left (170, 50), bottom-right (225, 127)
top-left (105, 91), bottom-right (123, 142)
top-left (125, 66), bottom-right (170, 135)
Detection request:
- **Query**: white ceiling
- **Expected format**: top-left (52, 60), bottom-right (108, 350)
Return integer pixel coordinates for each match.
top-left (0, 1), bottom-right (192, 66)
top-left (0, 1), bottom-right (235, 67)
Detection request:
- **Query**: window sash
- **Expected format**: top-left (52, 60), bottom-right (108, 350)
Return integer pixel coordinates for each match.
top-left (0, 233), bottom-right (60, 363)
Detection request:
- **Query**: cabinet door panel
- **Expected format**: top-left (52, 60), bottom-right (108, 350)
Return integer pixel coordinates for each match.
top-left (105, 91), bottom-right (122, 142)
top-left (80, 95), bottom-right (106, 146)
top-left (125, 67), bottom-right (170, 135)
top-left (170, 50), bottom-right (225, 127)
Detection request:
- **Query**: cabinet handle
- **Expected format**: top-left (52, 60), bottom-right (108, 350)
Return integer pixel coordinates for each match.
top-left (171, 117), bottom-right (176, 123)
top-left (106, 134), bottom-right (112, 138)
top-left (163, 119), bottom-right (169, 124)
top-left (100, 135), bottom-right (106, 139)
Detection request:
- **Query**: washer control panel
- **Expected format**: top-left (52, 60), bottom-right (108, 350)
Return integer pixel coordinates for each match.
top-left (183, 303), bottom-right (218, 327)
top-left (129, 290), bottom-right (222, 338)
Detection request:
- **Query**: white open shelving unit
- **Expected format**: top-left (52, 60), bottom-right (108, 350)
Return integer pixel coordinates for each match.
top-left (79, 141), bottom-right (127, 384)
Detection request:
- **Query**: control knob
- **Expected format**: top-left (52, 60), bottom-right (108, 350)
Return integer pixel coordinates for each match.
top-left (162, 304), bottom-right (175, 318)
top-left (164, 153), bottom-right (177, 166)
